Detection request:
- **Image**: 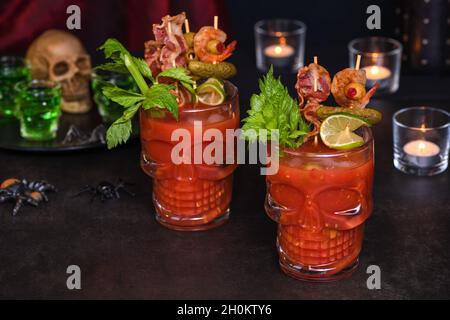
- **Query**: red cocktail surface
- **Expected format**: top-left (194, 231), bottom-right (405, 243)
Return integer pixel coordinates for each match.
top-left (266, 127), bottom-right (374, 281)
top-left (140, 82), bottom-right (239, 231)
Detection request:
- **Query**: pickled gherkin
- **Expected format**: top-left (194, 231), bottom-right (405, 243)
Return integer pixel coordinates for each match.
top-left (317, 106), bottom-right (382, 125)
top-left (188, 61), bottom-right (237, 79)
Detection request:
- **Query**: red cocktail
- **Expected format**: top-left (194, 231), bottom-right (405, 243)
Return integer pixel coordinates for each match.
top-left (266, 127), bottom-right (374, 281)
top-left (140, 82), bottom-right (239, 231)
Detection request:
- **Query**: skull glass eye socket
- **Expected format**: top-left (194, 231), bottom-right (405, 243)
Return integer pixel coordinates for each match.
top-left (269, 183), bottom-right (305, 209)
top-left (76, 56), bottom-right (90, 70)
top-left (316, 188), bottom-right (362, 216)
top-left (53, 61), bottom-right (70, 76)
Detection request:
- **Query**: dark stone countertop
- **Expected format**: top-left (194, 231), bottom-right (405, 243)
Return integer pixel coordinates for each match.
top-left (0, 53), bottom-right (449, 300)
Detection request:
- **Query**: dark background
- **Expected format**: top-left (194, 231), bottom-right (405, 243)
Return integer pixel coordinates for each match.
top-left (1, 0), bottom-right (396, 70)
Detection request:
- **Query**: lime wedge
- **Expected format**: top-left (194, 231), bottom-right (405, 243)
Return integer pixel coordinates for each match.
top-left (196, 82), bottom-right (226, 106)
top-left (204, 77), bottom-right (224, 89)
top-left (320, 114), bottom-right (368, 150)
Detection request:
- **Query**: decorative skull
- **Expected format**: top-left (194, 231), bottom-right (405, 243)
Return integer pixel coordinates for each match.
top-left (265, 146), bottom-right (374, 278)
top-left (26, 29), bottom-right (92, 114)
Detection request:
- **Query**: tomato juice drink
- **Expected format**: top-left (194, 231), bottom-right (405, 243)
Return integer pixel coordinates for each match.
top-left (140, 82), bottom-right (239, 231)
top-left (266, 127), bottom-right (374, 281)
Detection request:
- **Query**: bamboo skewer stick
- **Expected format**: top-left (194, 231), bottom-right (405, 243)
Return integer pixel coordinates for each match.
top-left (212, 16), bottom-right (219, 64)
top-left (313, 56), bottom-right (319, 91)
top-left (355, 55), bottom-right (361, 71)
top-left (214, 16), bottom-right (219, 30)
top-left (185, 19), bottom-right (190, 33)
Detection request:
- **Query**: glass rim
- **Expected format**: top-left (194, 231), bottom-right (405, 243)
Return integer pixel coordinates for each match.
top-left (15, 79), bottom-right (61, 92)
top-left (254, 19), bottom-right (307, 37)
top-left (393, 106), bottom-right (450, 131)
top-left (348, 37), bottom-right (403, 57)
top-left (0, 55), bottom-right (31, 68)
top-left (281, 127), bottom-right (373, 159)
top-left (91, 68), bottom-right (131, 80)
top-left (178, 80), bottom-right (238, 114)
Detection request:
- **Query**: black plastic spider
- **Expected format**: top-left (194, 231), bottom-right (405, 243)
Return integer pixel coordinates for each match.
top-left (0, 179), bottom-right (57, 216)
top-left (74, 180), bottom-right (135, 202)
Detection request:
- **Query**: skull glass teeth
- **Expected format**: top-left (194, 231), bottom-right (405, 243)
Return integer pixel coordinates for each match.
top-left (26, 29), bottom-right (92, 114)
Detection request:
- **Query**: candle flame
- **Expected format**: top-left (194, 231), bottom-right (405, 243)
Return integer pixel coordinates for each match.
top-left (418, 141), bottom-right (426, 151)
top-left (274, 46), bottom-right (283, 55)
top-left (420, 123), bottom-right (427, 133)
top-left (370, 66), bottom-right (380, 75)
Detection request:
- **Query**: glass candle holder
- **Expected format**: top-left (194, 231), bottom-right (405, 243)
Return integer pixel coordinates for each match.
top-left (15, 80), bottom-right (62, 141)
top-left (92, 69), bottom-right (138, 124)
top-left (0, 56), bottom-right (31, 118)
top-left (393, 107), bottom-right (450, 176)
top-left (349, 37), bottom-right (402, 96)
top-left (255, 19), bottom-right (306, 73)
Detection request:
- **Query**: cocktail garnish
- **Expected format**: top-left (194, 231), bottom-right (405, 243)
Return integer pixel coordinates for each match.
top-left (319, 114), bottom-right (368, 150)
top-left (241, 67), bottom-right (311, 149)
top-left (196, 78), bottom-right (226, 106)
top-left (97, 38), bottom-right (195, 149)
top-left (317, 106), bottom-right (382, 125)
top-left (188, 60), bottom-right (237, 79)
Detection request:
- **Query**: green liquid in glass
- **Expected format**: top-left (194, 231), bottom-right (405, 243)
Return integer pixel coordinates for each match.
top-left (92, 71), bottom-right (137, 124)
top-left (15, 82), bottom-right (61, 141)
top-left (0, 58), bottom-right (31, 118)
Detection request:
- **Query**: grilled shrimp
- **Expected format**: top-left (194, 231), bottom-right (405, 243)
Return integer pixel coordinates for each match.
top-left (331, 68), bottom-right (379, 109)
top-left (193, 26), bottom-right (237, 63)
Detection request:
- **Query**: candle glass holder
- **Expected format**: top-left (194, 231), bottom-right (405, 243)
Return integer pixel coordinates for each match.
top-left (255, 19), bottom-right (306, 73)
top-left (349, 37), bottom-right (402, 96)
top-left (0, 56), bottom-right (31, 118)
top-left (393, 107), bottom-right (450, 176)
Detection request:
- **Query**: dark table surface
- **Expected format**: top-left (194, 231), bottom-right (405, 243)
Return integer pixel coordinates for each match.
top-left (0, 51), bottom-right (449, 300)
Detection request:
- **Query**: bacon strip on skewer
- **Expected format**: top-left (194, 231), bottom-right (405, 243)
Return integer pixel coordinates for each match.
top-left (144, 12), bottom-right (189, 75)
top-left (295, 63), bottom-right (331, 139)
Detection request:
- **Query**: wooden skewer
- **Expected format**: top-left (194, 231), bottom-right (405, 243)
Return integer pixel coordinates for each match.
top-left (185, 19), bottom-right (190, 33)
top-left (167, 23), bottom-right (176, 68)
top-left (214, 16), bottom-right (219, 30)
top-left (213, 16), bottom-right (219, 64)
top-left (314, 135), bottom-right (319, 146)
top-left (355, 55), bottom-right (361, 71)
top-left (313, 56), bottom-right (319, 91)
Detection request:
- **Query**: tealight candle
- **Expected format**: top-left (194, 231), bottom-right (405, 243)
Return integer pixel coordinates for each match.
top-left (264, 44), bottom-right (295, 58)
top-left (403, 140), bottom-right (441, 168)
top-left (349, 37), bottom-right (402, 95)
top-left (255, 19), bottom-right (306, 73)
top-left (362, 65), bottom-right (392, 81)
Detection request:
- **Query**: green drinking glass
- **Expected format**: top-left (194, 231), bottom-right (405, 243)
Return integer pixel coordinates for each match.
top-left (0, 56), bottom-right (31, 118)
top-left (92, 70), bottom-right (137, 124)
top-left (15, 80), bottom-right (62, 141)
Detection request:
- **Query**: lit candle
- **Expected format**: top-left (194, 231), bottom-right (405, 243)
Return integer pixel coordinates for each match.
top-left (264, 44), bottom-right (295, 58)
top-left (403, 140), bottom-right (441, 168)
top-left (362, 65), bottom-right (392, 81)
